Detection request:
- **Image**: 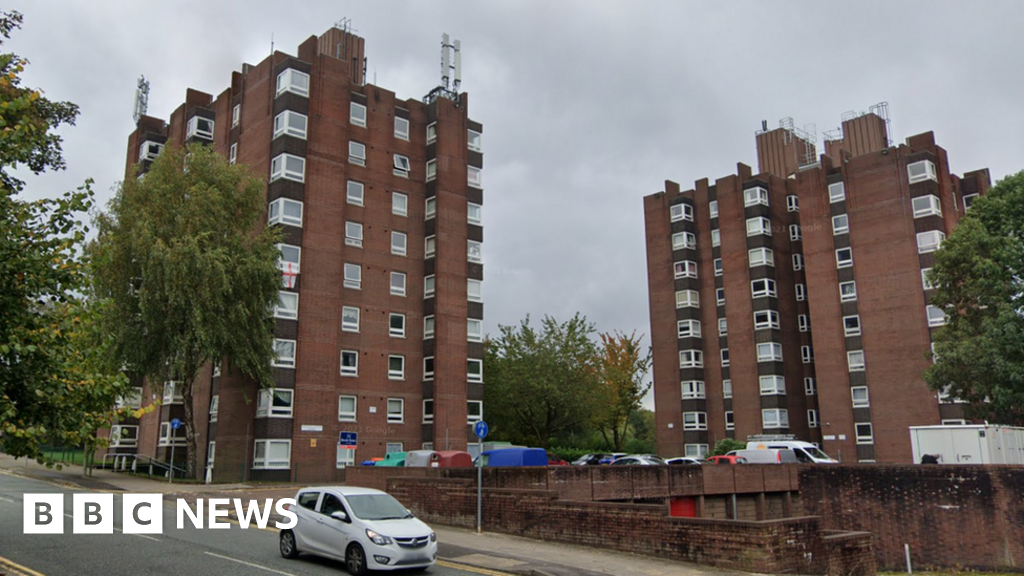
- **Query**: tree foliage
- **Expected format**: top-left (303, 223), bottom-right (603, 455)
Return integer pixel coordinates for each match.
top-left (0, 10), bottom-right (129, 463)
top-left (711, 438), bottom-right (746, 456)
top-left (592, 331), bottom-right (650, 451)
top-left (90, 142), bottom-right (281, 478)
top-left (925, 171), bottom-right (1024, 425)
top-left (483, 314), bottom-right (601, 447)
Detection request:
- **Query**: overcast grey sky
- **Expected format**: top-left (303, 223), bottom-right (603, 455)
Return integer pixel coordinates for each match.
top-left (10, 2), bottom-right (1024, 407)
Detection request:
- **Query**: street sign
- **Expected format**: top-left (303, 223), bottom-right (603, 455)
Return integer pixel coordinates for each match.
top-left (339, 431), bottom-right (358, 449)
top-left (474, 421), bottom-right (489, 439)
top-left (170, 418), bottom-right (182, 430)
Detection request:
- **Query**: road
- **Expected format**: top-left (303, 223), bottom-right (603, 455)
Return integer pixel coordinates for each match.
top-left (0, 474), bottom-right (506, 576)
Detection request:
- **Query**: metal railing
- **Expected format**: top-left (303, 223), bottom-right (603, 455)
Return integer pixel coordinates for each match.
top-left (102, 453), bottom-right (185, 480)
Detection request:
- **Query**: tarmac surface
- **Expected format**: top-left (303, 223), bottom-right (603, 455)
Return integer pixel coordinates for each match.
top-left (0, 452), bottom-right (758, 576)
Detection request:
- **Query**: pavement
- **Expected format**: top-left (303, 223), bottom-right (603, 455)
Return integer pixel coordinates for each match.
top-left (0, 452), bottom-right (753, 576)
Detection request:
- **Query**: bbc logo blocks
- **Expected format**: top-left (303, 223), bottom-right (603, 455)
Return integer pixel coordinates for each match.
top-left (23, 493), bottom-right (162, 534)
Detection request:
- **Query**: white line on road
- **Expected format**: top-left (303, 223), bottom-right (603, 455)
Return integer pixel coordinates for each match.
top-left (203, 552), bottom-right (299, 576)
top-left (130, 533), bottom-right (160, 542)
top-left (0, 495), bottom-right (15, 503)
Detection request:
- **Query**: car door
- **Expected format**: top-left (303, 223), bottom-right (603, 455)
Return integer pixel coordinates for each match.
top-left (309, 491), bottom-right (357, 561)
top-left (291, 490), bottom-right (323, 553)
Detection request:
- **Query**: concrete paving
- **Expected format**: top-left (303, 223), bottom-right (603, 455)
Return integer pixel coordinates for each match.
top-left (0, 452), bottom-right (757, 576)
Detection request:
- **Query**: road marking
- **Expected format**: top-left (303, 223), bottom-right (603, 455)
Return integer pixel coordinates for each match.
top-left (0, 495), bottom-right (16, 503)
top-left (130, 533), bottom-right (160, 542)
top-left (0, 555), bottom-right (50, 576)
top-left (203, 552), bottom-right (298, 575)
top-left (436, 559), bottom-right (517, 576)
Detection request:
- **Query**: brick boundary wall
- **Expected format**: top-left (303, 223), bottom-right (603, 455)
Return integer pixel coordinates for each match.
top-left (800, 466), bottom-right (1024, 572)
top-left (387, 477), bottom-right (874, 575)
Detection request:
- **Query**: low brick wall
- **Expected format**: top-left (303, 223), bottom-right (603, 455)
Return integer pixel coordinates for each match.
top-left (800, 465), bottom-right (1024, 572)
top-left (387, 477), bottom-right (870, 575)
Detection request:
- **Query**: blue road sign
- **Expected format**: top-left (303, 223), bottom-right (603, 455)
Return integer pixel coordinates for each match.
top-left (339, 431), bottom-right (358, 448)
top-left (170, 418), bottom-right (182, 430)
top-left (474, 421), bottom-right (489, 439)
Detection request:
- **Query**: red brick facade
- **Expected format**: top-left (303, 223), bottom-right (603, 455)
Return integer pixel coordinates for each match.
top-left (115, 28), bottom-right (483, 482)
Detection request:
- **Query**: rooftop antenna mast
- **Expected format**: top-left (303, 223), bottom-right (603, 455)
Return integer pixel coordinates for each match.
top-left (424, 33), bottom-right (462, 104)
top-left (133, 75), bottom-right (150, 125)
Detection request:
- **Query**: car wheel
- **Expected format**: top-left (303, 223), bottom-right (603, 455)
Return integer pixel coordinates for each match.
top-left (279, 529), bottom-right (299, 559)
top-left (346, 543), bottom-right (368, 576)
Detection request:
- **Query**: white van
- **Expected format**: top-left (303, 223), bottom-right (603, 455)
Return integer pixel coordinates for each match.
top-left (746, 440), bottom-right (837, 464)
top-left (728, 448), bottom-right (799, 464)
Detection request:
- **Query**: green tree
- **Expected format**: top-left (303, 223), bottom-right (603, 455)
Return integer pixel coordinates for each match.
top-left (90, 142), bottom-right (281, 478)
top-left (711, 438), bottom-right (746, 456)
top-left (0, 10), bottom-right (129, 463)
top-left (484, 314), bottom-right (601, 447)
top-left (592, 331), bottom-right (650, 451)
top-left (925, 171), bottom-right (1024, 425)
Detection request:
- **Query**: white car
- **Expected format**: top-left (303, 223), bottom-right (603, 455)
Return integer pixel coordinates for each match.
top-left (279, 486), bottom-right (437, 574)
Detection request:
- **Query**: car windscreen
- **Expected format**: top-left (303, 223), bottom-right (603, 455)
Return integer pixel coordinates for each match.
top-left (803, 447), bottom-right (832, 460)
top-left (345, 494), bottom-right (412, 520)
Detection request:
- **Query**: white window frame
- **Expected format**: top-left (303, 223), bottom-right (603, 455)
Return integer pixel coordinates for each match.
top-left (711, 229), bottom-right (720, 247)
top-left (388, 355), bottom-right (405, 380)
top-left (756, 342), bottom-right (783, 363)
top-left (117, 387), bottom-right (143, 410)
top-left (257, 388), bottom-right (294, 418)
top-left (391, 231), bottom-right (407, 256)
top-left (467, 400), bottom-right (484, 425)
top-left (274, 291), bottom-right (299, 320)
top-left (796, 283), bottom-right (807, 301)
top-left (751, 278), bottom-right (777, 299)
top-left (789, 224), bottom-right (802, 241)
top-left (962, 193), bottom-right (978, 211)
top-left (337, 447), bottom-right (356, 468)
top-left (709, 200), bottom-right (718, 218)
top-left (836, 247), bottom-right (854, 269)
top-left (682, 412), bottom-right (707, 431)
top-left (672, 231), bottom-right (696, 251)
top-left (912, 195), bottom-right (942, 218)
top-left (277, 243), bottom-right (301, 274)
top-left (468, 319), bottom-right (483, 342)
top-left (716, 288), bottom-right (725, 306)
top-left (808, 410), bottom-right (820, 429)
top-left (468, 129), bottom-right (482, 152)
top-left (916, 230), bottom-right (945, 254)
top-left (341, 306), bottom-right (360, 332)
top-left (793, 253), bottom-right (804, 271)
top-left (139, 140), bottom-right (164, 162)
top-left (681, 380), bottom-right (705, 400)
top-left (748, 247), bottom-right (774, 268)
top-left (426, 159), bottom-right (437, 182)
top-left (158, 422), bottom-right (187, 447)
top-left (855, 423), bottom-right (874, 445)
top-left (675, 290), bottom-right (700, 309)
top-left (828, 182), bottom-right (846, 203)
top-left (340, 350), bottom-right (358, 377)
top-left (423, 315), bottom-right (435, 339)
top-left (253, 439), bottom-right (291, 469)
top-left (109, 425), bottom-right (139, 448)
top-left (426, 122), bottom-right (437, 144)
top-left (392, 192), bottom-right (408, 216)
top-left (921, 268), bottom-right (935, 290)
top-left (393, 154), bottom-right (411, 177)
top-left (685, 444), bottom-right (709, 458)
top-left (761, 409), bottom-right (789, 429)
top-left (851, 386), bottom-right (870, 408)
top-left (467, 166), bottom-right (482, 187)
top-left (713, 258), bottom-right (723, 276)
top-left (759, 375), bottom-right (786, 396)
top-left (229, 143), bottom-right (237, 165)
top-left (389, 313), bottom-right (406, 338)
top-left (349, 141), bottom-right (366, 166)
top-left (847, 350), bottom-right (866, 372)
top-left (907, 160), bottom-right (937, 184)
top-left (720, 348), bottom-right (730, 367)
top-left (678, 350), bottom-right (704, 369)
top-left (804, 377), bottom-right (817, 396)
top-left (717, 317), bottom-right (727, 337)
top-left (344, 263), bottom-right (361, 290)
top-left (468, 278), bottom-right (483, 302)
top-left (723, 379), bottom-right (732, 399)
top-left (725, 411), bottom-right (735, 430)
top-left (425, 197), bottom-right (437, 220)
top-left (468, 240), bottom-right (483, 263)
top-left (268, 198), bottom-right (303, 227)
top-left (468, 358), bottom-right (483, 383)
top-left (272, 339), bottom-right (296, 368)
top-left (839, 281), bottom-right (857, 302)
top-left (926, 305), bottom-right (948, 327)
top-left (832, 214), bottom-right (849, 235)
top-left (670, 203), bottom-right (694, 222)
top-left (232, 104), bottom-right (240, 128)
top-left (394, 116), bottom-right (410, 140)
top-left (743, 186), bottom-right (769, 207)
top-left (276, 69), bottom-right (309, 97)
top-left (798, 314), bottom-right (809, 333)
top-left (468, 203), bottom-right (483, 225)
top-left (753, 310), bottom-right (780, 331)
top-left (843, 315), bottom-right (861, 337)
top-left (338, 395), bottom-right (357, 422)
top-left (424, 275), bottom-right (436, 298)
top-left (387, 398), bottom-right (404, 423)
top-left (270, 153), bottom-right (305, 183)
top-left (801, 345), bottom-right (814, 364)
top-left (346, 180), bottom-right (364, 206)
top-left (746, 217), bottom-right (772, 237)
top-left (350, 102), bottom-right (367, 127)
top-left (786, 195), bottom-right (799, 212)
top-left (391, 271), bottom-right (406, 296)
top-left (674, 260), bottom-right (698, 279)
top-left (422, 399), bottom-right (434, 424)
top-left (273, 110), bottom-right (308, 140)
top-left (186, 116), bottom-right (214, 140)
top-left (677, 319), bottom-right (701, 339)
top-left (424, 357), bottom-right (435, 381)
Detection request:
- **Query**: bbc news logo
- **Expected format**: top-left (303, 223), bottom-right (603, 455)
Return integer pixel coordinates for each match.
top-left (23, 494), bottom-right (297, 534)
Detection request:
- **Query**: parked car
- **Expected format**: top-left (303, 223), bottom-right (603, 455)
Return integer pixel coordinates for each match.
top-left (728, 448), bottom-right (799, 464)
top-left (746, 439), bottom-right (837, 463)
top-left (571, 453), bottom-right (611, 466)
top-left (665, 456), bottom-right (705, 465)
top-left (280, 486), bottom-right (437, 575)
top-left (704, 455), bottom-right (748, 465)
top-left (598, 452), bottom-right (627, 465)
top-left (546, 452), bottom-right (569, 466)
top-left (610, 455), bottom-right (666, 466)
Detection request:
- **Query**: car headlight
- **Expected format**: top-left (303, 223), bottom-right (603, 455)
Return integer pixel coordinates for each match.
top-left (429, 532), bottom-right (436, 542)
top-left (365, 529), bottom-right (393, 546)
